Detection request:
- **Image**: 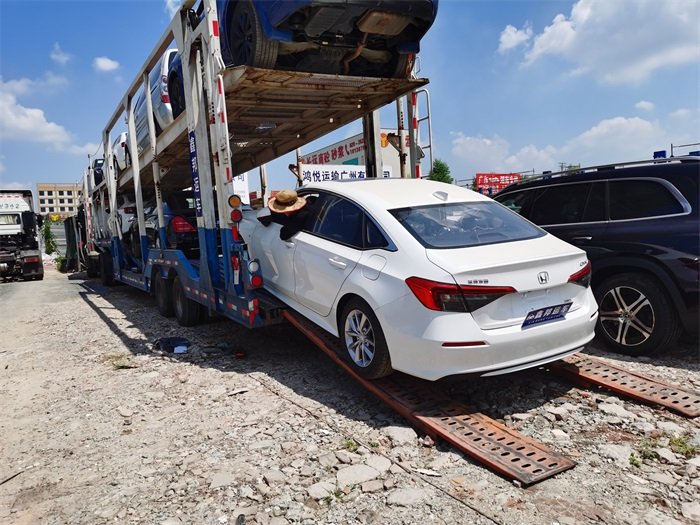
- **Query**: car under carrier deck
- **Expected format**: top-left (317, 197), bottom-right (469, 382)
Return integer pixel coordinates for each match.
top-left (116, 67), bottom-right (428, 191)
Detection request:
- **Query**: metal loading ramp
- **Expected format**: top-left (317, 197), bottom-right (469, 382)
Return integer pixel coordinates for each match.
top-left (283, 311), bottom-right (576, 486)
top-left (550, 355), bottom-right (700, 418)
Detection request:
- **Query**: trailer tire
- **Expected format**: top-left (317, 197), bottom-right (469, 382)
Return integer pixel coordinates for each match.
top-left (230, 0), bottom-right (278, 69)
top-left (154, 272), bottom-right (174, 317)
top-left (99, 252), bottom-right (114, 286)
top-left (173, 275), bottom-right (201, 326)
top-left (86, 256), bottom-right (99, 278)
top-left (339, 298), bottom-right (393, 380)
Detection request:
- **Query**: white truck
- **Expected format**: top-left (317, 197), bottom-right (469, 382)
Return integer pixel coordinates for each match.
top-left (0, 189), bottom-right (44, 281)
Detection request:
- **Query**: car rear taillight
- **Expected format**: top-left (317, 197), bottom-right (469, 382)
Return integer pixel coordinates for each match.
top-left (23, 256), bottom-right (40, 263)
top-left (405, 277), bottom-right (516, 313)
top-left (161, 93), bottom-right (170, 104)
top-left (460, 284), bottom-right (518, 312)
top-left (123, 207), bottom-right (135, 214)
top-left (171, 216), bottom-right (196, 233)
top-left (568, 261), bottom-right (592, 288)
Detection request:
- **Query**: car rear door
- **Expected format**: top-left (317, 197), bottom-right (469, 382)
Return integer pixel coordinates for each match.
top-left (293, 194), bottom-right (363, 316)
top-left (522, 181), bottom-right (609, 258)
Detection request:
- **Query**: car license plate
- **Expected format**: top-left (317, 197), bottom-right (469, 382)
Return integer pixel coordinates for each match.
top-left (522, 302), bottom-right (572, 328)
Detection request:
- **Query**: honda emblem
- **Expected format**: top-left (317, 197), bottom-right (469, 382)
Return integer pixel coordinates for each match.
top-left (537, 271), bottom-right (549, 285)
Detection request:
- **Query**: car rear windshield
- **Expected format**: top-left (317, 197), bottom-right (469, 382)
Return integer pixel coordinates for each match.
top-left (390, 201), bottom-right (545, 249)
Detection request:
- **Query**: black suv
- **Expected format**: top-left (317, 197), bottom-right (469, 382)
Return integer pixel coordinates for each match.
top-left (494, 156), bottom-right (699, 356)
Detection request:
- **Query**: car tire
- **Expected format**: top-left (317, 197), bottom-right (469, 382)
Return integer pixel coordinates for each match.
top-left (154, 272), bottom-right (174, 317)
top-left (168, 73), bottom-right (186, 119)
top-left (594, 272), bottom-right (682, 356)
top-left (99, 252), bottom-right (114, 286)
top-left (339, 298), bottom-right (393, 379)
top-left (172, 275), bottom-right (201, 326)
top-left (392, 53), bottom-right (414, 79)
top-left (86, 255), bottom-right (99, 278)
top-left (230, 0), bottom-right (278, 69)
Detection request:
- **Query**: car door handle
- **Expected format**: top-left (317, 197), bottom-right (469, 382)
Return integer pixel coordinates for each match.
top-left (328, 257), bottom-right (347, 270)
top-left (572, 236), bottom-right (592, 243)
top-left (283, 241), bottom-right (295, 249)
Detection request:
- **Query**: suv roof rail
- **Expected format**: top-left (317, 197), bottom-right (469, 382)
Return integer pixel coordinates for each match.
top-left (519, 155), bottom-right (700, 185)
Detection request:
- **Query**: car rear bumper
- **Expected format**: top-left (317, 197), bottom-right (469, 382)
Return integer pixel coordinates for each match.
top-left (378, 288), bottom-right (598, 381)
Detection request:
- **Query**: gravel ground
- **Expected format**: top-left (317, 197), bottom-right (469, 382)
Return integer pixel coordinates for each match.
top-left (1, 267), bottom-right (699, 525)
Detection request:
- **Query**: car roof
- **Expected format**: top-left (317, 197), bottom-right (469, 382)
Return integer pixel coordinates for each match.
top-left (497, 156), bottom-right (699, 195)
top-left (303, 178), bottom-right (491, 209)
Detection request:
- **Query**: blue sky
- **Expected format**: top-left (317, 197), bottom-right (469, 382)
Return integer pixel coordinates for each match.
top-left (1, 0), bottom-right (699, 194)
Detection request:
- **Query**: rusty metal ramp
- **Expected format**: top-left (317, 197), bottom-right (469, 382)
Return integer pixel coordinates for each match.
top-left (283, 311), bottom-right (576, 486)
top-left (549, 355), bottom-right (700, 418)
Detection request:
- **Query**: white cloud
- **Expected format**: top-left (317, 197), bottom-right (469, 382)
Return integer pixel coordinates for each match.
top-left (0, 155), bottom-right (5, 174)
top-left (513, 0), bottom-right (700, 84)
top-left (635, 100), bottom-right (654, 111)
top-left (0, 73), bottom-right (67, 96)
top-left (50, 43), bottom-right (71, 65)
top-left (0, 181), bottom-right (28, 190)
top-left (165, 0), bottom-right (181, 18)
top-left (0, 90), bottom-right (72, 144)
top-left (93, 56), bottom-right (120, 72)
top-left (498, 24), bottom-right (532, 54)
top-left (670, 108), bottom-right (691, 118)
top-left (67, 142), bottom-right (101, 156)
top-left (450, 116), bottom-right (675, 177)
top-left (0, 78), bottom-right (94, 156)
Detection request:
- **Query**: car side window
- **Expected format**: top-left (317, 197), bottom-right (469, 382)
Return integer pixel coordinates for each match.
top-left (313, 196), bottom-right (363, 248)
top-left (364, 216), bottom-right (389, 249)
top-left (495, 190), bottom-right (536, 216)
top-left (581, 181), bottom-right (606, 222)
top-left (609, 180), bottom-right (684, 220)
top-left (529, 183), bottom-right (592, 225)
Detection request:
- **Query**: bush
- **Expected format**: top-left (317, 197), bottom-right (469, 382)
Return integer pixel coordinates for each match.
top-left (41, 219), bottom-right (58, 255)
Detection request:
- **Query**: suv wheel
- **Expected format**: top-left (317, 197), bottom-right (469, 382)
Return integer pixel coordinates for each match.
top-left (595, 273), bottom-right (681, 356)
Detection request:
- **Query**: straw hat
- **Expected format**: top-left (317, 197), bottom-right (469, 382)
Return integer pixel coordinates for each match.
top-left (268, 189), bottom-right (307, 214)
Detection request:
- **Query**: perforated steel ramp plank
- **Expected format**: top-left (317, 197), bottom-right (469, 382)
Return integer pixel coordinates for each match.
top-left (550, 355), bottom-right (700, 418)
top-left (283, 311), bottom-right (576, 485)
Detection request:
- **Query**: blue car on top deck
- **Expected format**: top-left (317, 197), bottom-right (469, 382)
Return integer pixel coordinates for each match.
top-left (168, 0), bottom-right (438, 116)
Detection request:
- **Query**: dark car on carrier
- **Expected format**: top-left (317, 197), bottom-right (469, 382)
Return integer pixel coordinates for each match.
top-left (494, 156), bottom-right (699, 357)
top-left (126, 190), bottom-right (199, 261)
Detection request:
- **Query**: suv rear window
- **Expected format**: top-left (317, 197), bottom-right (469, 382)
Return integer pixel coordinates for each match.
top-left (609, 180), bottom-right (684, 220)
top-left (390, 201), bottom-right (545, 249)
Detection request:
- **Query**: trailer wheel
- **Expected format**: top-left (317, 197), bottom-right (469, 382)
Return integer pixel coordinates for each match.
top-left (86, 256), bottom-right (99, 278)
top-left (154, 272), bottom-right (174, 317)
top-left (172, 275), bottom-right (201, 326)
top-left (230, 0), bottom-right (278, 69)
top-left (340, 298), bottom-right (393, 379)
top-left (99, 252), bottom-right (114, 286)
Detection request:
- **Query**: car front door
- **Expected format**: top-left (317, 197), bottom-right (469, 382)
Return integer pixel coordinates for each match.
top-left (293, 195), bottom-right (364, 317)
top-left (247, 213), bottom-right (298, 300)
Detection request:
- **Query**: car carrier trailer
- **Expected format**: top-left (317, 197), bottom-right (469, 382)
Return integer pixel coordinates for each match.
top-left (83, 0), bottom-right (428, 330)
top-left (80, 0), bottom-right (700, 486)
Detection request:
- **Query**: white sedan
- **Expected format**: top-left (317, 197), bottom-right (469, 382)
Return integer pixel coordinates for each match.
top-left (240, 179), bottom-right (598, 381)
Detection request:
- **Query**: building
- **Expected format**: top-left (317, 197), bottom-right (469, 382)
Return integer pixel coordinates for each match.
top-left (36, 182), bottom-right (82, 219)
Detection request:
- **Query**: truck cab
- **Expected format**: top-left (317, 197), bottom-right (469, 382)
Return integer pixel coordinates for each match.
top-left (0, 190), bottom-right (44, 281)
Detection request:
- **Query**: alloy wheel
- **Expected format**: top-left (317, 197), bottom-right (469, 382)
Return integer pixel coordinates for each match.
top-left (599, 285), bottom-right (655, 347)
top-left (233, 9), bottom-right (253, 65)
top-left (344, 309), bottom-right (375, 368)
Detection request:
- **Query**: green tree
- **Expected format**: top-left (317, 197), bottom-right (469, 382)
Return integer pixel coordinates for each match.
top-left (428, 159), bottom-right (453, 184)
